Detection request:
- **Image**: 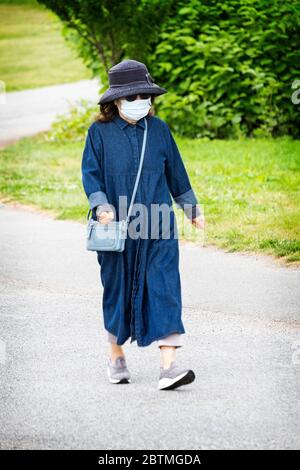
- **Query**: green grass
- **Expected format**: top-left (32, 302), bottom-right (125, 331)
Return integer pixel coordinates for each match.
top-left (0, 133), bottom-right (299, 264)
top-left (0, 0), bottom-right (90, 91)
top-left (180, 137), bottom-right (300, 263)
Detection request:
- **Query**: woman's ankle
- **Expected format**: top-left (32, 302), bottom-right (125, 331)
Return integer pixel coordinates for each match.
top-left (109, 344), bottom-right (125, 363)
top-left (159, 345), bottom-right (176, 369)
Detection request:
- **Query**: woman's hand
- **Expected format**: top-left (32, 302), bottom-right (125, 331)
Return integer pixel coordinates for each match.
top-left (191, 214), bottom-right (205, 230)
top-left (96, 204), bottom-right (115, 224)
top-left (97, 211), bottom-right (114, 224)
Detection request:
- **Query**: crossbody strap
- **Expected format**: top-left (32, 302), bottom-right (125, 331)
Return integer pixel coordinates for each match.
top-left (125, 116), bottom-right (148, 225)
top-left (87, 116), bottom-right (148, 222)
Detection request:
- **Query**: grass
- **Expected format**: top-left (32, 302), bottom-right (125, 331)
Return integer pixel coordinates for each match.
top-left (181, 137), bottom-right (300, 263)
top-left (0, 131), bottom-right (299, 265)
top-left (0, 0), bottom-right (90, 91)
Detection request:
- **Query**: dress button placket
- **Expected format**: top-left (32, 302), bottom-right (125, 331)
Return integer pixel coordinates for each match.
top-left (127, 125), bottom-right (142, 344)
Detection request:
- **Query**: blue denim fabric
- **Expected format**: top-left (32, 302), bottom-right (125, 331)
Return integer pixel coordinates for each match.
top-left (81, 113), bottom-right (200, 347)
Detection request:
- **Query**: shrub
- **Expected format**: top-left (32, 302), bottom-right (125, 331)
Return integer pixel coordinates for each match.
top-left (149, 0), bottom-right (300, 138)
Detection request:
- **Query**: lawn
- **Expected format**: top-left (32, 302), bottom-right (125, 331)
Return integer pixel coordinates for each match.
top-left (0, 0), bottom-right (90, 91)
top-left (0, 131), bottom-right (299, 264)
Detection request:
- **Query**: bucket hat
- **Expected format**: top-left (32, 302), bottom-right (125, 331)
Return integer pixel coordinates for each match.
top-left (97, 59), bottom-right (167, 105)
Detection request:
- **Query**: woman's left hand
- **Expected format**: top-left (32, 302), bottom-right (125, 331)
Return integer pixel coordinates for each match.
top-left (191, 215), bottom-right (205, 230)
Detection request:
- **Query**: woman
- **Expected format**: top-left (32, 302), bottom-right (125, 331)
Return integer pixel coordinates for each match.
top-left (82, 59), bottom-right (204, 390)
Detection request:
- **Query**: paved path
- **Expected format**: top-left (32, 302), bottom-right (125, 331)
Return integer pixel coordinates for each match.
top-left (0, 79), bottom-right (100, 148)
top-left (0, 203), bottom-right (299, 449)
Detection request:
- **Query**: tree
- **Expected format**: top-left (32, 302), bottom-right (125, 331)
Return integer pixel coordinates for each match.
top-left (38, 0), bottom-right (176, 85)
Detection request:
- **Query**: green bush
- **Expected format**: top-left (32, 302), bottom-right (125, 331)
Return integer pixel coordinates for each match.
top-left (149, 0), bottom-right (300, 138)
top-left (44, 99), bottom-right (98, 143)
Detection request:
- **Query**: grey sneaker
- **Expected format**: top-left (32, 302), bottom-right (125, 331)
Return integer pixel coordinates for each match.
top-left (107, 356), bottom-right (131, 384)
top-left (158, 361), bottom-right (195, 390)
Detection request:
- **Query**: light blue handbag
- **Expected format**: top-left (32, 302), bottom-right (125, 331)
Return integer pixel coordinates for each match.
top-left (86, 116), bottom-right (148, 252)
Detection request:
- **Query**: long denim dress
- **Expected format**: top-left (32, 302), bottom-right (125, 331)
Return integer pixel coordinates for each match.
top-left (81, 113), bottom-right (200, 347)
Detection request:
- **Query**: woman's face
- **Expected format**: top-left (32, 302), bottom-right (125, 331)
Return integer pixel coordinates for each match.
top-left (114, 94), bottom-right (151, 107)
top-left (114, 94), bottom-right (153, 123)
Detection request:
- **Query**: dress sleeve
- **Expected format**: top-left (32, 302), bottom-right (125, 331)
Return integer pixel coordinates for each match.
top-left (81, 126), bottom-right (109, 210)
top-left (164, 123), bottom-right (201, 220)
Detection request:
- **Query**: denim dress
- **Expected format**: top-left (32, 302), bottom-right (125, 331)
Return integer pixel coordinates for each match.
top-left (81, 113), bottom-right (200, 347)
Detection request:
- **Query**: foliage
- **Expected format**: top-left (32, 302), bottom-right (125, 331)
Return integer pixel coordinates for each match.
top-left (44, 100), bottom-right (98, 143)
top-left (37, 0), bottom-right (174, 88)
top-left (149, 0), bottom-right (300, 138)
top-left (37, 0), bottom-right (300, 138)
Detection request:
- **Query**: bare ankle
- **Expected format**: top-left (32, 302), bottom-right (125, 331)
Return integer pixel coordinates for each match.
top-left (109, 344), bottom-right (125, 363)
top-left (160, 345), bottom-right (176, 369)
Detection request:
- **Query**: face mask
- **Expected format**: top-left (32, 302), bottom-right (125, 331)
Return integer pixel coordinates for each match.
top-left (119, 97), bottom-right (151, 121)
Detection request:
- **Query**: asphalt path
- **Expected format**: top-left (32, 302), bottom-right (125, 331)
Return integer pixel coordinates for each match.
top-left (0, 79), bottom-right (100, 148)
top-left (0, 203), bottom-right (299, 449)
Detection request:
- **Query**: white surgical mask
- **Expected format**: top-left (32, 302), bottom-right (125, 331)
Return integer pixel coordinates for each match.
top-left (119, 97), bottom-right (151, 121)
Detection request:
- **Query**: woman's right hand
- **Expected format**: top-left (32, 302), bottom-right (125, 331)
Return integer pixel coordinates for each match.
top-left (96, 204), bottom-right (115, 224)
top-left (97, 211), bottom-right (114, 224)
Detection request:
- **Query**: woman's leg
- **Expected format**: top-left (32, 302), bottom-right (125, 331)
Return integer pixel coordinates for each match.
top-left (107, 331), bottom-right (126, 363)
top-left (159, 346), bottom-right (176, 369)
top-left (158, 333), bottom-right (183, 369)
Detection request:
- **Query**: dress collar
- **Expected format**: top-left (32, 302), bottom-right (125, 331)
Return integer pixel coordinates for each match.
top-left (113, 114), bottom-right (147, 130)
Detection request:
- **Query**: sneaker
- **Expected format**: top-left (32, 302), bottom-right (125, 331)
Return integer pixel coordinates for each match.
top-left (107, 356), bottom-right (131, 384)
top-left (158, 361), bottom-right (195, 390)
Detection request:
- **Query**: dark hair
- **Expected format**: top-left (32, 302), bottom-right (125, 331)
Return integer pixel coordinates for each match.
top-left (95, 95), bottom-right (156, 123)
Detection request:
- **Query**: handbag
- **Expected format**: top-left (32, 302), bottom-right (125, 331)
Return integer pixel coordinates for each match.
top-left (86, 116), bottom-right (148, 252)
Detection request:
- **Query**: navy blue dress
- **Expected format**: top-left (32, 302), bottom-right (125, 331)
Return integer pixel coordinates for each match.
top-left (81, 113), bottom-right (200, 347)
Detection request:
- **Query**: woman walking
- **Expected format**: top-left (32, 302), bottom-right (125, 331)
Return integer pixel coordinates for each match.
top-left (82, 59), bottom-right (204, 390)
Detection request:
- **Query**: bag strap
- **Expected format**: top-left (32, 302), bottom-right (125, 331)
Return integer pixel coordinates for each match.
top-left (87, 116), bottom-right (148, 222)
top-left (125, 116), bottom-right (148, 224)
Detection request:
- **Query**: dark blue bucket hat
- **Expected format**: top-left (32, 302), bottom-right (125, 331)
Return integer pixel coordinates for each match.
top-left (97, 59), bottom-right (167, 105)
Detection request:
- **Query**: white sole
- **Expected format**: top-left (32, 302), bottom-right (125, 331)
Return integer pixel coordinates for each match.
top-left (107, 366), bottom-right (131, 384)
top-left (158, 371), bottom-right (189, 390)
